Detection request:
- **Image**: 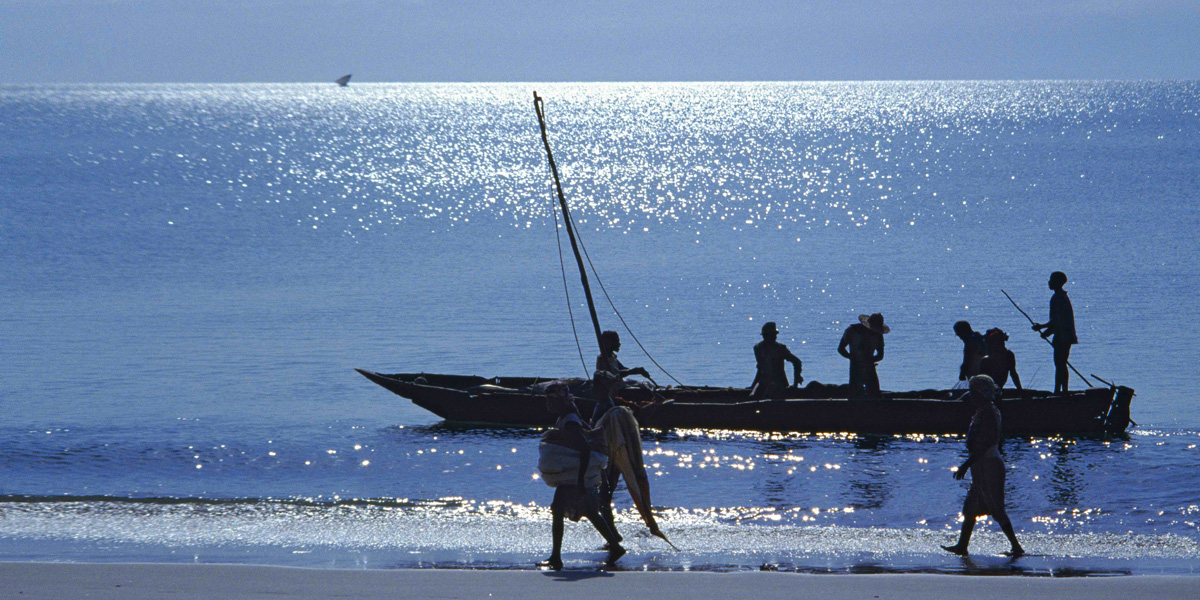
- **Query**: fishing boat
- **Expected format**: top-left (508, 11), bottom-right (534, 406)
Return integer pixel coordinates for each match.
top-left (357, 91), bottom-right (1135, 437)
top-left (355, 369), bottom-right (1134, 436)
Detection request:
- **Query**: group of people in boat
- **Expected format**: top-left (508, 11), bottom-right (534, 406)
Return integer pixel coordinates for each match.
top-left (538, 271), bottom-right (1078, 568)
top-left (750, 271), bottom-right (1078, 399)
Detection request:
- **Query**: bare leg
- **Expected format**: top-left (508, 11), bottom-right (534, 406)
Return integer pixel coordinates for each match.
top-left (992, 510), bottom-right (1025, 556)
top-left (585, 510), bottom-right (625, 565)
top-left (599, 468), bottom-right (622, 543)
top-left (541, 491), bottom-right (567, 570)
top-left (1054, 343), bottom-right (1071, 394)
top-left (942, 513), bottom-right (975, 555)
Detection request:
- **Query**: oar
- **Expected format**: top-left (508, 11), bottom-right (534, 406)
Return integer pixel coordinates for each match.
top-left (1001, 289), bottom-right (1092, 388)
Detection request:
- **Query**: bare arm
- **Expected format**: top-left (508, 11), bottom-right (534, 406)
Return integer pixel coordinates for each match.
top-left (613, 357), bottom-right (648, 379)
top-left (786, 352), bottom-right (804, 386)
top-left (563, 421), bottom-right (591, 488)
top-left (837, 331), bottom-right (852, 360)
top-left (954, 409), bottom-right (999, 479)
top-left (1010, 353), bottom-right (1023, 391)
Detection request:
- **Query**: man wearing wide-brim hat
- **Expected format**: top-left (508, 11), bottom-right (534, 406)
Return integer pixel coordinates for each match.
top-left (837, 313), bottom-right (889, 399)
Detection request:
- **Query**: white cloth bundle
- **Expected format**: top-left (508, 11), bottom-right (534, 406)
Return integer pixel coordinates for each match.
top-left (537, 442), bottom-right (607, 488)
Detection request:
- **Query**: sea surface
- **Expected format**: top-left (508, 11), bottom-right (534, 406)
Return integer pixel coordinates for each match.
top-left (1, 82), bottom-right (1198, 575)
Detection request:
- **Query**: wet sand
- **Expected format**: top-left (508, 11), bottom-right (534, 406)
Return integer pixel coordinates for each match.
top-left (1, 563), bottom-right (1197, 599)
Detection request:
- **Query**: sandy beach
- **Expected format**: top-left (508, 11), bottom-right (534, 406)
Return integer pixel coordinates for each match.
top-left (1, 563), bottom-right (1197, 600)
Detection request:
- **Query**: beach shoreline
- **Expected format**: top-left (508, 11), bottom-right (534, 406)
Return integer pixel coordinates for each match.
top-left (2, 562), bottom-right (1198, 600)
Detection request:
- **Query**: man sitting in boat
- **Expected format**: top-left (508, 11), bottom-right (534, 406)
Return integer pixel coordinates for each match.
top-left (749, 321), bottom-right (803, 399)
top-left (980, 328), bottom-right (1024, 395)
top-left (596, 330), bottom-right (651, 384)
top-left (838, 313), bottom-right (888, 399)
top-left (954, 320), bottom-right (988, 382)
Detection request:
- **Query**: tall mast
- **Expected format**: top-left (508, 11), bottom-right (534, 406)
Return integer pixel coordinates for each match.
top-left (534, 92), bottom-right (603, 352)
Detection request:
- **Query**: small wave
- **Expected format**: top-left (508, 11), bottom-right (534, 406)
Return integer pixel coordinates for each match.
top-left (1, 496), bottom-right (1197, 575)
top-left (0, 494), bottom-right (468, 510)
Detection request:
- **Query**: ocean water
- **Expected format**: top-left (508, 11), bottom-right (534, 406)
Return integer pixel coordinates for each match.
top-left (1, 82), bottom-right (1198, 575)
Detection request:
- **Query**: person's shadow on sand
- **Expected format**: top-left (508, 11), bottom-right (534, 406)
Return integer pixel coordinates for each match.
top-left (541, 568), bottom-right (617, 581)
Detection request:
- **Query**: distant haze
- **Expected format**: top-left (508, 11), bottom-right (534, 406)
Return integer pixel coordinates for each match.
top-left (2, 0), bottom-right (1199, 83)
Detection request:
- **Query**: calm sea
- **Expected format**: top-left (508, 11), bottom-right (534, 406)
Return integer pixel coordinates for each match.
top-left (1, 82), bottom-right (1198, 575)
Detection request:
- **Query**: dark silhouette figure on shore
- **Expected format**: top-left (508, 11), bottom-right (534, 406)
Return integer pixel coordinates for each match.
top-left (980, 328), bottom-right (1023, 393)
top-left (539, 383), bottom-right (625, 570)
top-left (838, 313), bottom-right (888, 399)
top-left (1031, 271), bottom-right (1077, 394)
top-left (954, 321), bottom-right (987, 382)
top-left (596, 331), bottom-right (650, 382)
top-left (589, 369), bottom-right (622, 424)
top-left (589, 370), bottom-right (624, 543)
top-left (750, 322), bottom-right (803, 399)
top-left (942, 375), bottom-right (1025, 557)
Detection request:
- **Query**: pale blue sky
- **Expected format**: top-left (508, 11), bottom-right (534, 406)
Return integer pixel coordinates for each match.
top-left (2, 0), bottom-right (1198, 83)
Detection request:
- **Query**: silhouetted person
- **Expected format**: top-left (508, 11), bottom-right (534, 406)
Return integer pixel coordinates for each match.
top-left (539, 383), bottom-right (625, 570)
top-left (838, 313), bottom-right (888, 399)
top-left (1032, 271), bottom-right (1077, 394)
top-left (954, 320), bottom-right (987, 382)
top-left (942, 375), bottom-right (1025, 557)
top-left (980, 328), bottom-right (1023, 393)
top-left (590, 369), bottom-right (622, 424)
top-left (750, 322), bottom-right (803, 399)
top-left (590, 370), bottom-right (624, 545)
top-left (596, 330), bottom-right (650, 382)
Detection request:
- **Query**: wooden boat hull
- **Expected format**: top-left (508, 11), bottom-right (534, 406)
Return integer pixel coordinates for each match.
top-left (355, 369), bottom-right (1134, 436)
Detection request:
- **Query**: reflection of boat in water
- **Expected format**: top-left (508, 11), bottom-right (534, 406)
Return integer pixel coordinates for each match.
top-left (335, 74), bottom-right (352, 87)
top-left (355, 369), bottom-right (1134, 436)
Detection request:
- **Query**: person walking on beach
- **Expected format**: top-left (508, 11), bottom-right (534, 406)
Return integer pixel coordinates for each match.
top-left (589, 369), bottom-right (625, 544)
top-left (596, 331), bottom-right (651, 383)
top-left (953, 320), bottom-right (987, 382)
top-left (942, 375), bottom-right (1025, 557)
top-left (538, 383), bottom-right (625, 570)
top-left (749, 322), bottom-right (803, 399)
top-left (1031, 271), bottom-right (1078, 394)
top-left (837, 313), bottom-right (888, 399)
top-left (980, 328), bottom-right (1023, 394)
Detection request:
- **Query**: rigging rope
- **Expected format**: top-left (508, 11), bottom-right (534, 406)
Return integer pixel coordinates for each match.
top-left (565, 207), bottom-right (687, 387)
top-left (537, 92), bottom-right (684, 387)
top-left (550, 184), bottom-right (591, 379)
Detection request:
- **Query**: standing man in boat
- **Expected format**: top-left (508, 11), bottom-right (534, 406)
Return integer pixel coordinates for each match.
top-left (837, 313), bottom-right (888, 399)
top-left (596, 331), bottom-right (651, 383)
top-left (953, 320), bottom-right (987, 383)
top-left (749, 322), bottom-right (803, 399)
top-left (942, 375), bottom-right (1025, 557)
top-left (1031, 271), bottom-right (1078, 394)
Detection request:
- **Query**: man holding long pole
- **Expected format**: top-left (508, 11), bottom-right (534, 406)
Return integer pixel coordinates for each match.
top-left (1032, 271), bottom-right (1078, 394)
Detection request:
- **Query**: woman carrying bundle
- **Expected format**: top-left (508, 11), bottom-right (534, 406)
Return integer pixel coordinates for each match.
top-left (538, 383), bottom-right (625, 570)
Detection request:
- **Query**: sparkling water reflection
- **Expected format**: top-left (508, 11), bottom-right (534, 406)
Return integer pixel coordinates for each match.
top-left (2, 82), bottom-right (1199, 572)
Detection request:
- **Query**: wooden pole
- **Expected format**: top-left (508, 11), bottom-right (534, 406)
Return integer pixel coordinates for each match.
top-left (1001, 289), bottom-right (1092, 388)
top-left (534, 92), bottom-right (603, 352)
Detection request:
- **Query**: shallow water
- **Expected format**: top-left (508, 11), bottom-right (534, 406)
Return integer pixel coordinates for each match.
top-left (1, 82), bottom-right (1198, 573)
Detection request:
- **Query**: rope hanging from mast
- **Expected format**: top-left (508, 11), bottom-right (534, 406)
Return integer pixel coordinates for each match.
top-left (534, 91), bottom-right (684, 387)
top-left (534, 92), bottom-right (603, 351)
top-left (570, 217), bottom-right (686, 387)
top-left (550, 187), bottom-right (590, 378)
